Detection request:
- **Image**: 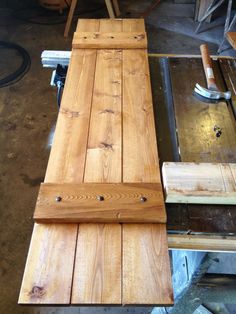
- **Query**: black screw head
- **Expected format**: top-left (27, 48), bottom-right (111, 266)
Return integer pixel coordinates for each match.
top-left (97, 195), bottom-right (104, 201)
top-left (55, 196), bottom-right (62, 202)
top-left (140, 196), bottom-right (147, 203)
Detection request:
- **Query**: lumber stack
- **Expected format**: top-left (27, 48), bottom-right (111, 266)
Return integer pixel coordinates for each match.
top-left (19, 19), bottom-right (173, 306)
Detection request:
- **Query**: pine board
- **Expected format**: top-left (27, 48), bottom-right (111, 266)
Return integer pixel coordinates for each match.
top-left (19, 19), bottom-right (172, 306)
top-left (163, 162), bottom-right (236, 204)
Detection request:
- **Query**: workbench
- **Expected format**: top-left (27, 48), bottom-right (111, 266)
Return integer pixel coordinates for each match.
top-left (149, 54), bottom-right (236, 251)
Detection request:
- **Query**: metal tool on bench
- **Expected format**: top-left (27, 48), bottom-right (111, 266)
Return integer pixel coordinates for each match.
top-left (194, 44), bottom-right (231, 100)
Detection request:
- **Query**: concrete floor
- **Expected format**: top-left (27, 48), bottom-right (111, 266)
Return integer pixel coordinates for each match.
top-left (0, 1), bottom-right (235, 313)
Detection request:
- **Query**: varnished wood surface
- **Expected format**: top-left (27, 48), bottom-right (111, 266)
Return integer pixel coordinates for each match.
top-left (123, 224), bottom-right (173, 305)
top-left (34, 183), bottom-right (166, 223)
top-left (72, 18), bottom-right (123, 305)
top-left (163, 162), bottom-right (236, 205)
top-left (72, 32), bottom-right (147, 49)
top-left (121, 19), bottom-right (172, 306)
top-left (72, 224), bottom-right (122, 304)
top-left (19, 224), bottom-right (78, 304)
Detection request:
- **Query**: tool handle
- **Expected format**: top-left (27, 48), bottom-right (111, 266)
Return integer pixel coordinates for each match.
top-left (200, 44), bottom-right (218, 90)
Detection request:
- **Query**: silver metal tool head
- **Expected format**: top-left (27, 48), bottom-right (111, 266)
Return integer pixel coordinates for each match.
top-left (194, 83), bottom-right (231, 100)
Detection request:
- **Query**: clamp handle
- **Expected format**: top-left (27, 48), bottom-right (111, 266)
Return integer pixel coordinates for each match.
top-left (200, 44), bottom-right (218, 91)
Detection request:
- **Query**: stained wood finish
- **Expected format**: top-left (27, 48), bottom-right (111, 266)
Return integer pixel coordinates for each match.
top-left (71, 224), bottom-right (121, 304)
top-left (20, 19), bottom-right (172, 306)
top-left (123, 224), bottom-right (173, 305)
top-left (163, 162), bottom-right (236, 205)
top-left (34, 183), bottom-right (166, 223)
top-left (72, 19), bottom-right (123, 304)
top-left (19, 19), bottom-right (100, 305)
top-left (169, 58), bottom-right (236, 163)
top-left (18, 224), bottom-right (78, 304)
top-left (122, 19), bottom-right (172, 305)
top-left (72, 32), bottom-right (147, 49)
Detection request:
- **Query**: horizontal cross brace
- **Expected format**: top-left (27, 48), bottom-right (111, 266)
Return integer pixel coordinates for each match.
top-left (72, 32), bottom-right (147, 49)
top-left (34, 183), bottom-right (166, 223)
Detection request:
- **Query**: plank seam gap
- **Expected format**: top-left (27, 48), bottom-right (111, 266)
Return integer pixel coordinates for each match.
top-left (82, 49), bottom-right (98, 182)
top-left (70, 224), bottom-right (80, 304)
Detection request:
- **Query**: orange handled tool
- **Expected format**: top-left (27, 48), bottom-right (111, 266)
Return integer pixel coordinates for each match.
top-left (194, 44), bottom-right (231, 100)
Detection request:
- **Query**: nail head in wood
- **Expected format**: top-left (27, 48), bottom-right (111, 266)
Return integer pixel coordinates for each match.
top-left (55, 196), bottom-right (62, 202)
top-left (97, 195), bottom-right (104, 201)
top-left (140, 196), bottom-right (147, 202)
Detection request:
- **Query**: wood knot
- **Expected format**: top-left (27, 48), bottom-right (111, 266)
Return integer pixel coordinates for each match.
top-left (100, 142), bottom-right (114, 150)
top-left (99, 109), bottom-right (115, 114)
top-left (60, 108), bottom-right (80, 118)
top-left (29, 286), bottom-right (46, 298)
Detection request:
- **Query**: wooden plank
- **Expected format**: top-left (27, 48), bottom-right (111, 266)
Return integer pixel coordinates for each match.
top-left (169, 58), bottom-right (236, 163)
top-left (123, 224), bottom-right (173, 305)
top-left (71, 224), bottom-right (121, 304)
top-left (122, 20), bottom-right (172, 305)
top-left (19, 19), bottom-right (100, 305)
top-left (34, 183), bottom-right (166, 223)
top-left (163, 162), bottom-right (236, 204)
top-left (123, 51), bottom-right (160, 182)
top-left (71, 18), bottom-right (123, 305)
top-left (83, 51), bottom-right (122, 182)
top-left (168, 234), bottom-right (236, 252)
top-left (18, 224), bottom-right (77, 304)
top-left (227, 32), bottom-right (236, 50)
top-left (72, 32), bottom-right (147, 49)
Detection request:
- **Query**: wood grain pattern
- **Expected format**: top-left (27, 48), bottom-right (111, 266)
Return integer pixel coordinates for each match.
top-left (71, 224), bottom-right (121, 304)
top-left (123, 224), bottom-right (173, 305)
top-left (163, 162), bottom-right (236, 204)
top-left (71, 18), bottom-right (123, 305)
top-left (122, 19), bottom-right (172, 305)
top-left (20, 19), bottom-right (172, 306)
top-left (168, 234), bottom-right (236, 252)
top-left (18, 224), bottom-right (78, 304)
top-left (18, 19), bottom-right (100, 305)
top-left (72, 32), bottom-right (147, 49)
top-left (34, 183), bottom-right (166, 223)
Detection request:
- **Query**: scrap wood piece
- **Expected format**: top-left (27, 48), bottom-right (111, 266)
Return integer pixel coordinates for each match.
top-left (72, 32), bottom-right (147, 49)
top-left (34, 183), bottom-right (166, 223)
top-left (163, 162), bottom-right (236, 205)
